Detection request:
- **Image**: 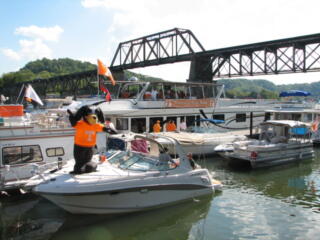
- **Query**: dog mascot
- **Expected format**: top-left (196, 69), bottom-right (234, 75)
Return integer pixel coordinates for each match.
top-left (67, 106), bottom-right (117, 174)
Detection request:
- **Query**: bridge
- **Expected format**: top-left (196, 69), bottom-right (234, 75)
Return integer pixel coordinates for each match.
top-left (4, 28), bottom-right (320, 99)
top-left (110, 28), bottom-right (320, 81)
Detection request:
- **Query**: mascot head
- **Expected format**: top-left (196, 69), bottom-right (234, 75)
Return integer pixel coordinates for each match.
top-left (82, 107), bottom-right (97, 125)
top-left (81, 106), bottom-right (104, 125)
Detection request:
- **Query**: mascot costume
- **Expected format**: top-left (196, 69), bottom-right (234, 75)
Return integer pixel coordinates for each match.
top-left (67, 106), bottom-right (117, 174)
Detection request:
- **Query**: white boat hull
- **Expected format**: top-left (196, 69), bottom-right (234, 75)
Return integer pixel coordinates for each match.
top-left (40, 187), bottom-right (213, 214)
top-left (220, 142), bottom-right (314, 168)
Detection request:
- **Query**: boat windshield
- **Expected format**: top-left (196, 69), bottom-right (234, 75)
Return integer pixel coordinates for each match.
top-left (107, 151), bottom-right (175, 171)
top-left (102, 81), bottom-right (223, 100)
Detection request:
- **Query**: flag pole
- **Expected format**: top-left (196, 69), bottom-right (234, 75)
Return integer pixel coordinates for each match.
top-left (16, 84), bottom-right (25, 104)
top-left (97, 61), bottom-right (100, 97)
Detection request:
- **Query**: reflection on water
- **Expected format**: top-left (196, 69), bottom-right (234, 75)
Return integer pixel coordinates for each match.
top-left (51, 194), bottom-right (213, 240)
top-left (204, 151), bottom-right (320, 212)
top-left (0, 194), bottom-right (64, 240)
top-left (0, 149), bottom-right (320, 240)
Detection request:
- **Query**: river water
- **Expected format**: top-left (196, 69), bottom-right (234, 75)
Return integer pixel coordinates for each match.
top-left (1, 149), bottom-right (319, 240)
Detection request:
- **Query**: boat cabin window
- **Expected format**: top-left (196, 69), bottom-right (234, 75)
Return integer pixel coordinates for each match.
top-left (116, 118), bottom-right (129, 131)
top-left (175, 85), bottom-right (189, 99)
top-left (213, 114), bottom-right (225, 122)
top-left (264, 112), bottom-right (271, 121)
top-left (236, 113), bottom-right (246, 122)
top-left (102, 82), bottom-right (120, 99)
top-left (119, 83), bottom-right (145, 99)
top-left (292, 114), bottom-right (301, 121)
top-left (46, 147), bottom-right (65, 157)
top-left (203, 85), bottom-right (214, 98)
top-left (274, 113), bottom-right (281, 120)
top-left (196, 115), bottom-right (201, 126)
top-left (165, 117), bottom-right (177, 132)
top-left (150, 117), bottom-right (163, 132)
top-left (163, 84), bottom-right (177, 99)
top-left (2, 145), bottom-right (43, 165)
top-left (131, 118), bottom-right (146, 133)
top-left (304, 114), bottom-right (312, 122)
top-left (189, 85), bottom-right (204, 99)
top-left (144, 83), bottom-right (164, 101)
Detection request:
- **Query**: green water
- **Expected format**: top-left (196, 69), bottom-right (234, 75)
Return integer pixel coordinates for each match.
top-left (1, 150), bottom-right (319, 240)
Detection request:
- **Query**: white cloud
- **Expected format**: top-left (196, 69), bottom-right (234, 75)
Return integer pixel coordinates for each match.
top-left (2, 25), bottom-right (63, 62)
top-left (19, 39), bottom-right (52, 59)
top-left (2, 48), bottom-right (21, 60)
top-left (15, 25), bottom-right (63, 42)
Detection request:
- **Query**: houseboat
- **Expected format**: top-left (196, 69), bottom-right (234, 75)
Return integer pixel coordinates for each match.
top-left (87, 80), bottom-right (283, 134)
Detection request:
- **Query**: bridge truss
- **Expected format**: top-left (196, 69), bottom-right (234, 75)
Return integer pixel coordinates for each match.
top-left (110, 28), bottom-right (205, 70)
top-left (204, 33), bottom-right (320, 78)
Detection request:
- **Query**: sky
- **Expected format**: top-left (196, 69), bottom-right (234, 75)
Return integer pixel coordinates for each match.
top-left (1, 0), bottom-right (320, 85)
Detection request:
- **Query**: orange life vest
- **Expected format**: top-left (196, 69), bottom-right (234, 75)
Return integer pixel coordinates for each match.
top-left (73, 120), bottom-right (104, 147)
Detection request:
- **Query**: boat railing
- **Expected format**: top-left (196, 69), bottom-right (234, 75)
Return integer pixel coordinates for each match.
top-left (1, 113), bottom-right (72, 132)
top-left (1, 159), bottom-right (64, 190)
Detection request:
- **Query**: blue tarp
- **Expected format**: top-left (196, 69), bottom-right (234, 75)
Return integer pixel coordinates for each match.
top-left (197, 118), bottom-right (225, 124)
top-left (279, 90), bottom-right (311, 97)
top-left (290, 127), bottom-right (309, 135)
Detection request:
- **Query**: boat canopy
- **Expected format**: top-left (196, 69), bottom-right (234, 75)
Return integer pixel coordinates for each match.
top-left (261, 120), bottom-right (310, 128)
top-left (279, 90), bottom-right (311, 97)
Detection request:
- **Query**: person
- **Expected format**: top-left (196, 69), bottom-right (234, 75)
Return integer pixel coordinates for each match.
top-left (144, 91), bottom-right (152, 100)
top-left (153, 120), bottom-right (161, 133)
top-left (159, 147), bottom-right (172, 162)
top-left (187, 152), bottom-right (197, 169)
top-left (179, 119), bottom-right (187, 131)
top-left (105, 117), bottom-right (118, 134)
top-left (151, 89), bottom-right (158, 101)
top-left (166, 120), bottom-right (176, 132)
top-left (67, 106), bottom-right (116, 174)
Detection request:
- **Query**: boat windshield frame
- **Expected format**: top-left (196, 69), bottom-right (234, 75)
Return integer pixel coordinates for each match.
top-left (102, 81), bottom-right (224, 101)
top-left (107, 150), bottom-right (177, 172)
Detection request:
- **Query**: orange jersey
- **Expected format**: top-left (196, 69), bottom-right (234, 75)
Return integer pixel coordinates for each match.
top-left (153, 123), bottom-right (161, 133)
top-left (73, 120), bottom-right (104, 147)
top-left (166, 123), bottom-right (176, 132)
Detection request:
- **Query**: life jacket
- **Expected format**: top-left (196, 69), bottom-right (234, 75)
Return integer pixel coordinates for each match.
top-left (73, 120), bottom-right (104, 147)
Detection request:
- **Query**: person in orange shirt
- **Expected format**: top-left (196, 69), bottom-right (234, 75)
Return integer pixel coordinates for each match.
top-left (153, 120), bottom-right (162, 133)
top-left (166, 120), bottom-right (177, 132)
top-left (67, 106), bottom-right (116, 174)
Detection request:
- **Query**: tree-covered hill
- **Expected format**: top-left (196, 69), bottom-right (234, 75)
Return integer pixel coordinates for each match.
top-left (0, 58), bottom-right (96, 88)
top-left (218, 78), bottom-right (320, 98)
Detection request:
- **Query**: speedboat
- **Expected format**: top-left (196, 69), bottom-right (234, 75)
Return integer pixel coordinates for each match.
top-left (215, 120), bottom-right (314, 168)
top-left (32, 135), bottom-right (222, 214)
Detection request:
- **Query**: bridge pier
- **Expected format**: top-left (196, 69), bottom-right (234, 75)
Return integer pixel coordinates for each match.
top-left (188, 56), bottom-right (213, 82)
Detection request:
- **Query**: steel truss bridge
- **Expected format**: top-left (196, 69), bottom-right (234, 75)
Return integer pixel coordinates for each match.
top-left (5, 28), bottom-right (320, 98)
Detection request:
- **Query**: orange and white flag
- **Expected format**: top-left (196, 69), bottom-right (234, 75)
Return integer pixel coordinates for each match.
top-left (97, 59), bottom-right (116, 86)
top-left (311, 119), bottom-right (319, 132)
top-left (24, 84), bottom-right (44, 106)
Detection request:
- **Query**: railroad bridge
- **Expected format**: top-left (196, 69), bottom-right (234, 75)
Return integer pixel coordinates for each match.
top-left (5, 28), bottom-right (320, 98)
